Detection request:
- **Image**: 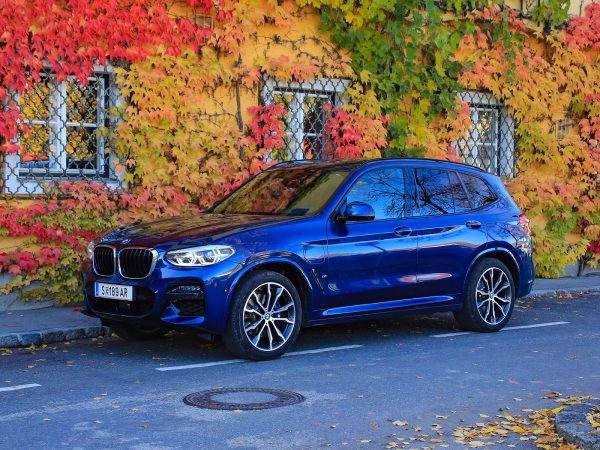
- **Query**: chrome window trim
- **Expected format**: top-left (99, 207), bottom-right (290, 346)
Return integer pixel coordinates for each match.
top-left (117, 247), bottom-right (159, 280)
top-left (92, 244), bottom-right (116, 277)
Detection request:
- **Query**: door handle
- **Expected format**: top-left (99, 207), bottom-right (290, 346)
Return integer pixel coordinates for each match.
top-left (394, 226), bottom-right (412, 237)
top-left (466, 220), bottom-right (482, 229)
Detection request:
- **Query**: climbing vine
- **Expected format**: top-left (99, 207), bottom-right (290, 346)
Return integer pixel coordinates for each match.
top-left (458, 3), bottom-right (600, 276)
top-left (0, 0), bottom-right (598, 303)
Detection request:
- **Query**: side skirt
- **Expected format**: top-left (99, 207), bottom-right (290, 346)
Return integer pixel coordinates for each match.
top-left (306, 295), bottom-right (462, 326)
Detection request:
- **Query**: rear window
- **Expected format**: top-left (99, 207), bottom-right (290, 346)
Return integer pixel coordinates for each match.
top-left (459, 173), bottom-right (497, 209)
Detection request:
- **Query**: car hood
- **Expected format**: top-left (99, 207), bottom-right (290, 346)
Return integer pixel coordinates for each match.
top-left (100, 213), bottom-right (299, 248)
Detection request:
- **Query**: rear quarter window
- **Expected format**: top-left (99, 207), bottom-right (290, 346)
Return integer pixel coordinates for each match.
top-left (459, 173), bottom-right (497, 209)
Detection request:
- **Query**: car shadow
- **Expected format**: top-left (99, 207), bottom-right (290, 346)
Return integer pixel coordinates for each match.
top-left (75, 312), bottom-right (459, 364)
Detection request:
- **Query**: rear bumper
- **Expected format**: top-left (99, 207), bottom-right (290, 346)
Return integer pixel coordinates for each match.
top-left (82, 258), bottom-right (243, 334)
top-left (516, 251), bottom-right (535, 298)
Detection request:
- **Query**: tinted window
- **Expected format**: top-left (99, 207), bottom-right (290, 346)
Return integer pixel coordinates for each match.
top-left (459, 173), bottom-right (497, 209)
top-left (345, 168), bottom-right (408, 220)
top-left (414, 168), bottom-right (454, 215)
top-left (449, 171), bottom-right (472, 213)
top-left (211, 168), bottom-right (349, 216)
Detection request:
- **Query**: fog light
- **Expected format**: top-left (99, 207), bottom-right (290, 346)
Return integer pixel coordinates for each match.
top-left (166, 285), bottom-right (205, 317)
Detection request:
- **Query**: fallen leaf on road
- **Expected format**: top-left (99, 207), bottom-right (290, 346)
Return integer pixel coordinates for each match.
top-left (392, 420), bottom-right (408, 427)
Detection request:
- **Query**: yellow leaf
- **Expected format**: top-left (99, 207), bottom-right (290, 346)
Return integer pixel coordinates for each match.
top-left (392, 420), bottom-right (408, 426)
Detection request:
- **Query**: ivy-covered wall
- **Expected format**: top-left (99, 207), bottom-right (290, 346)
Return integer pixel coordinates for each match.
top-left (0, 0), bottom-right (598, 305)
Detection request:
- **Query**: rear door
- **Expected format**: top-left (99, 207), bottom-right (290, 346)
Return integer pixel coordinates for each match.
top-left (325, 167), bottom-right (418, 308)
top-left (410, 167), bottom-right (488, 298)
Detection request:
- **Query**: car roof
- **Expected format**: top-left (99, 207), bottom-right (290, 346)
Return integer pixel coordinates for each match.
top-left (269, 158), bottom-right (487, 174)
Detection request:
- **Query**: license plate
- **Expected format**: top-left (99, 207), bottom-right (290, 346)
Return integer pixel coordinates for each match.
top-left (95, 283), bottom-right (133, 301)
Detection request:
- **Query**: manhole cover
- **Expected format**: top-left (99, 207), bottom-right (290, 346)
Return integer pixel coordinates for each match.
top-left (183, 387), bottom-right (305, 411)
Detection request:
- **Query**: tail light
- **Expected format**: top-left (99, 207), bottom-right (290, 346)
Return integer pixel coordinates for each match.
top-left (518, 214), bottom-right (531, 235)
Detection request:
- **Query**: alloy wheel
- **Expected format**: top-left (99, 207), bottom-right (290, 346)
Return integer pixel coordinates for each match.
top-left (475, 267), bottom-right (512, 325)
top-left (242, 282), bottom-right (296, 352)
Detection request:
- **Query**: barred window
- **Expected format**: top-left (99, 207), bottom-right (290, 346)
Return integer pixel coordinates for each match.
top-left (262, 77), bottom-right (348, 160)
top-left (2, 70), bottom-right (119, 196)
top-left (554, 118), bottom-right (572, 140)
top-left (192, 15), bottom-right (213, 28)
top-left (456, 91), bottom-right (515, 177)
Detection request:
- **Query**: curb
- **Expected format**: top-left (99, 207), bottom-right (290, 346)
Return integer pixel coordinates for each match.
top-left (556, 402), bottom-right (600, 450)
top-left (526, 286), bottom-right (600, 298)
top-left (0, 325), bottom-right (110, 348)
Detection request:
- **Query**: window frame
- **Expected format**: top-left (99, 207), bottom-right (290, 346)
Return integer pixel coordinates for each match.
top-left (408, 167), bottom-right (500, 218)
top-left (456, 91), bottom-right (515, 178)
top-left (2, 65), bottom-right (123, 196)
top-left (456, 171), bottom-right (499, 212)
top-left (332, 166), bottom-right (416, 223)
top-left (330, 165), bottom-right (501, 222)
top-left (412, 167), bottom-right (457, 217)
top-left (262, 77), bottom-right (349, 161)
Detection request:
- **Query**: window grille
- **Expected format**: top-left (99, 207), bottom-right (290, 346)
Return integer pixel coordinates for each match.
top-left (261, 77), bottom-right (349, 160)
top-left (192, 15), bottom-right (213, 28)
top-left (554, 118), bottom-right (572, 140)
top-left (456, 91), bottom-right (516, 177)
top-left (2, 68), bottom-right (121, 196)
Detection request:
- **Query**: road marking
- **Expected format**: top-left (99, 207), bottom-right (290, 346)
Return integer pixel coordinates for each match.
top-left (285, 344), bottom-right (363, 356)
top-left (0, 384), bottom-right (41, 393)
top-left (156, 344), bottom-right (364, 372)
top-left (431, 331), bottom-right (473, 338)
top-left (431, 321), bottom-right (570, 338)
top-left (503, 321), bottom-right (570, 331)
top-left (157, 359), bottom-right (244, 372)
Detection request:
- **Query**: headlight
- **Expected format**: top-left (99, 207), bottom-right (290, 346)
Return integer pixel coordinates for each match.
top-left (87, 240), bottom-right (97, 259)
top-left (165, 245), bottom-right (235, 267)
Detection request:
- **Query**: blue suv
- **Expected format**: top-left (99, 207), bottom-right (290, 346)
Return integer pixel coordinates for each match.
top-left (82, 159), bottom-right (534, 360)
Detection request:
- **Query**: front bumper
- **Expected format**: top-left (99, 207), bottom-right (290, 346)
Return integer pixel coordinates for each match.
top-left (82, 257), bottom-right (243, 334)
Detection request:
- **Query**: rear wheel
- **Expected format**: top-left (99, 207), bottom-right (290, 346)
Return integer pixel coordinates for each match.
top-left (223, 270), bottom-right (302, 361)
top-left (108, 322), bottom-right (167, 341)
top-left (453, 258), bottom-right (515, 332)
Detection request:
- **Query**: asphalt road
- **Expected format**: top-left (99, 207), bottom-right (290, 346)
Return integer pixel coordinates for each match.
top-left (1, 293), bottom-right (598, 450)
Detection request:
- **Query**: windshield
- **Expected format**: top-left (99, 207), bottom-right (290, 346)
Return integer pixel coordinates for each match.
top-left (211, 168), bottom-right (351, 216)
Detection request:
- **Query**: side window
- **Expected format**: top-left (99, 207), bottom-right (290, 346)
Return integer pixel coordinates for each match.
top-left (345, 168), bottom-right (408, 220)
top-left (414, 168), bottom-right (454, 216)
top-left (459, 173), bottom-right (497, 209)
top-left (449, 171), bottom-right (472, 213)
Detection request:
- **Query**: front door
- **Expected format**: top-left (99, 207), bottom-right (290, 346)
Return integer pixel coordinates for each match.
top-left (325, 167), bottom-right (418, 309)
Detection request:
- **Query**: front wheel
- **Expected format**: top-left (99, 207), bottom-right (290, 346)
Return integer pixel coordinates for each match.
top-left (223, 270), bottom-right (302, 361)
top-left (453, 258), bottom-right (515, 332)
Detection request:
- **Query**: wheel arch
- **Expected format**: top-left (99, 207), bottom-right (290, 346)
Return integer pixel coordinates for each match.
top-left (464, 247), bottom-right (521, 295)
top-left (225, 258), bottom-right (314, 325)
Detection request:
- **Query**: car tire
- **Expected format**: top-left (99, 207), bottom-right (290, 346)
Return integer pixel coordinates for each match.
top-left (453, 258), bottom-right (516, 332)
top-left (108, 322), bottom-right (167, 341)
top-left (223, 270), bottom-right (302, 361)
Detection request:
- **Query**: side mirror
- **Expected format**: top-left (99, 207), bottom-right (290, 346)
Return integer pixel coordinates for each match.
top-left (338, 202), bottom-right (376, 222)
